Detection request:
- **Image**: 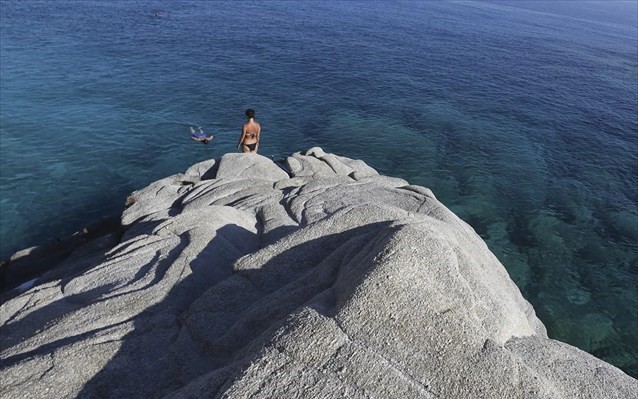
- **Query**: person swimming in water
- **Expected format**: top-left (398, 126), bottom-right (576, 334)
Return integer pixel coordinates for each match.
top-left (190, 126), bottom-right (214, 144)
top-left (237, 109), bottom-right (260, 153)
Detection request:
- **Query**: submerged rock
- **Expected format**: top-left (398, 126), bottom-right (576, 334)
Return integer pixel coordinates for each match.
top-left (1, 148), bottom-right (636, 398)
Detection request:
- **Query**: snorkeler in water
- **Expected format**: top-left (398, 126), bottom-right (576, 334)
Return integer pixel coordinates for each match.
top-left (190, 126), bottom-right (214, 144)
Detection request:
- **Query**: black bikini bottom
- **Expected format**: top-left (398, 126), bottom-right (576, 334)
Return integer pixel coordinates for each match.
top-left (244, 143), bottom-right (257, 151)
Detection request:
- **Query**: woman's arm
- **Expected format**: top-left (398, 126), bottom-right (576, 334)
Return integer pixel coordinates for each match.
top-left (237, 126), bottom-right (247, 148)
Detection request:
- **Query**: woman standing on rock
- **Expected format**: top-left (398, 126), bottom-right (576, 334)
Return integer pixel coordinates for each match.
top-left (237, 108), bottom-right (261, 153)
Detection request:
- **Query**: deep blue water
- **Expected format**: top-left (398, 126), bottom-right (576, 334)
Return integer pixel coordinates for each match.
top-left (1, 0), bottom-right (636, 377)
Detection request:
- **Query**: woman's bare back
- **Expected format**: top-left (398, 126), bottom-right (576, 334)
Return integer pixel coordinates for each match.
top-left (242, 120), bottom-right (260, 143)
top-left (239, 109), bottom-right (261, 153)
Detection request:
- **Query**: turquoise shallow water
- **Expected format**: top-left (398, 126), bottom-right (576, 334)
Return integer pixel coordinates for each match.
top-left (1, 1), bottom-right (637, 376)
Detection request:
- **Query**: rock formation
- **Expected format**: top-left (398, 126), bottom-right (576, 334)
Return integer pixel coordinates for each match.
top-left (1, 148), bottom-right (636, 398)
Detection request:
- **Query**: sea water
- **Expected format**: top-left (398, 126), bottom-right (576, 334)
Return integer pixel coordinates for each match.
top-left (1, 0), bottom-right (636, 377)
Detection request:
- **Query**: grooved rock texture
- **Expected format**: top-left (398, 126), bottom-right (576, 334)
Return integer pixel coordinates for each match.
top-left (1, 148), bottom-right (636, 398)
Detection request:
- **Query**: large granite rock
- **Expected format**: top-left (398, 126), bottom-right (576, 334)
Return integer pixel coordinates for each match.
top-left (1, 148), bottom-right (636, 398)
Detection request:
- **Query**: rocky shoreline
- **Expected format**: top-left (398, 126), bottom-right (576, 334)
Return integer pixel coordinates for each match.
top-left (1, 148), bottom-right (636, 398)
top-left (1, 217), bottom-right (123, 295)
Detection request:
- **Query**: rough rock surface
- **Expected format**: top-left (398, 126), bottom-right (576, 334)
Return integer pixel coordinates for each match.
top-left (1, 148), bottom-right (636, 399)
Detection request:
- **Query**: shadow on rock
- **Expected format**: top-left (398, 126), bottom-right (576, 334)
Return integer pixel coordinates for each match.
top-left (75, 221), bottom-right (392, 398)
